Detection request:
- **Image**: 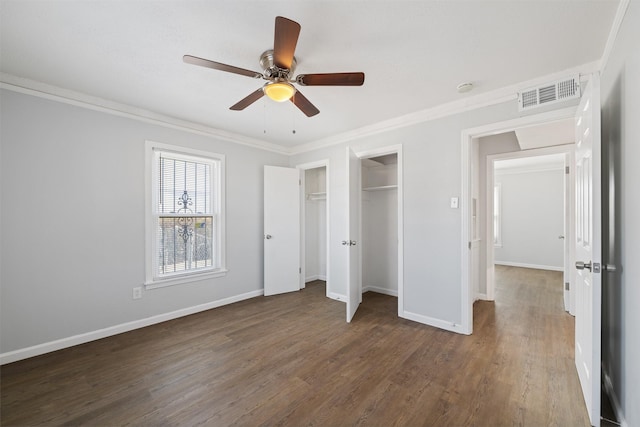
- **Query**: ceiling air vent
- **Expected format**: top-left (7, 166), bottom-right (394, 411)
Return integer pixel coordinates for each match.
top-left (518, 75), bottom-right (580, 111)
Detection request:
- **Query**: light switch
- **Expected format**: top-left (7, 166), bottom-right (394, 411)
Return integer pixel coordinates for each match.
top-left (450, 197), bottom-right (459, 209)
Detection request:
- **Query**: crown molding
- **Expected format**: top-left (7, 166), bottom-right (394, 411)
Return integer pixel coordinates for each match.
top-left (599, 0), bottom-right (630, 72)
top-left (0, 73), bottom-right (289, 155)
top-left (289, 60), bottom-right (600, 156)
top-left (2, 59), bottom-right (601, 157)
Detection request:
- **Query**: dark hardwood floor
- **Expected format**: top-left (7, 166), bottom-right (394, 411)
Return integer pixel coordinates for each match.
top-left (1, 266), bottom-right (590, 426)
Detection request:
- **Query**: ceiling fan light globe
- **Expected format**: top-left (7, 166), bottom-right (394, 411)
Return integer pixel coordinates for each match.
top-left (264, 82), bottom-right (296, 102)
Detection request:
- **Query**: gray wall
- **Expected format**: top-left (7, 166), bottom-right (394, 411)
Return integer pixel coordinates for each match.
top-left (0, 89), bottom-right (288, 354)
top-left (600, 1), bottom-right (640, 425)
top-left (494, 168), bottom-right (564, 269)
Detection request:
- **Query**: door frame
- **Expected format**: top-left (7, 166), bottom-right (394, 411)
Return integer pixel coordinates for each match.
top-left (354, 144), bottom-right (404, 318)
top-left (296, 159), bottom-right (331, 298)
top-left (485, 145), bottom-right (575, 307)
top-left (461, 105), bottom-right (577, 334)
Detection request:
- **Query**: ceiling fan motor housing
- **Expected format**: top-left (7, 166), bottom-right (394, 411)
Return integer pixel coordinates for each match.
top-left (260, 49), bottom-right (296, 80)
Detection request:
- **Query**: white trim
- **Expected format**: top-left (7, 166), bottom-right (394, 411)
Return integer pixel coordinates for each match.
top-left (305, 275), bottom-right (327, 283)
top-left (327, 292), bottom-right (347, 302)
top-left (400, 310), bottom-right (466, 334)
top-left (2, 61), bottom-right (601, 157)
top-left (363, 286), bottom-right (398, 297)
top-left (493, 182), bottom-right (503, 248)
top-left (462, 107), bottom-right (578, 335)
top-left (599, 0), bottom-right (631, 72)
top-left (289, 62), bottom-right (600, 155)
top-left (0, 289), bottom-right (263, 365)
top-left (475, 293), bottom-right (488, 301)
top-left (461, 126), bottom-right (473, 334)
top-left (144, 140), bottom-right (227, 289)
top-left (144, 269), bottom-right (229, 289)
top-left (494, 261), bottom-right (564, 272)
top-left (0, 74), bottom-right (288, 155)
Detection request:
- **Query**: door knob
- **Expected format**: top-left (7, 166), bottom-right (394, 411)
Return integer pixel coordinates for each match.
top-left (350, 240), bottom-right (357, 246)
top-left (265, 234), bottom-right (272, 240)
top-left (342, 240), bottom-right (348, 245)
top-left (558, 235), bottom-right (565, 240)
top-left (575, 261), bottom-right (592, 272)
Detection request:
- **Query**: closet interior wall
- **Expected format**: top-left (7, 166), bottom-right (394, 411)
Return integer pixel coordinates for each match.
top-left (362, 155), bottom-right (398, 296)
top-left (304, 167), bottom-right (327, 283)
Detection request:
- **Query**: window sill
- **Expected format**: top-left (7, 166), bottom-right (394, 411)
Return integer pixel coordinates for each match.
top-left (144, 269), bottom-right (228, 290)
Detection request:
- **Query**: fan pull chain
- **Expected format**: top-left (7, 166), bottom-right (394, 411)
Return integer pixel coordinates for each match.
top-left (263, 100), bottom-right (267, 134)
top-left (291, 96), bottom-right (296, 135)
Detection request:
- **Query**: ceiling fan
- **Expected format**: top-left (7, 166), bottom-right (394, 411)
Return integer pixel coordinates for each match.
top-left (183, 16), bottom-right (365, 117)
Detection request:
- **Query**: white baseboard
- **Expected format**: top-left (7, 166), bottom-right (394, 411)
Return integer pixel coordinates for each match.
top-left (494, 261), bottom-right (563, 272)
top-left (475, 293), bottom-right (489, 301)
top-left (0, 289), bottom-right (264, 365)
top-left (327, 292), bottom-right (346, 302)
top-left (400, 310), bottom-right (468, 335)
top-left (305, 275), bottom-right (327, 283)
top-left (363, 286), bottom-right (398, 297)
top-left (603, 368), bottom-right (627, 427)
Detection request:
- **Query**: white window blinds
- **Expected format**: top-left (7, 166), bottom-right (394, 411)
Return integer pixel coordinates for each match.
top-left (154, 151), bottom-right (219, 277)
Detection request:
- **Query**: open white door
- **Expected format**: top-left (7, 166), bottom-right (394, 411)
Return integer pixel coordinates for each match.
top-left (559, 153), bottom-right (575, 316)
top-left (346, 148), bottom-right (361, 322)
top-left (264, 166), bottom-right (300, 296)
top-left (574, 75), bottom-right (602, 427)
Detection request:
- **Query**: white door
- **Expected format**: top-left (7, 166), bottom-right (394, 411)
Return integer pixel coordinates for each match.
top-left (264, 166), bottom-right (300, 296)
top-left (346, 148), bottom-right (361, 322)
top-left (563, 155), bottom-right (573, 314)
top-left (574, 75), bottom-right (602, 427)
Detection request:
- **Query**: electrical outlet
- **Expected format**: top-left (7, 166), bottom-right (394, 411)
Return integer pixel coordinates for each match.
top-left (450, 197), bottom-right (459, 209)
top-left (132, 287), bottom-right (142, 300)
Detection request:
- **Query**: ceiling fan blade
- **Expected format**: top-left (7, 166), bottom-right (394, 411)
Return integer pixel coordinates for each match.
top-left (296, 72), bottom-right (365, 86)
top-left (290, 90), bottom-right (319, 117)
top-left (229, 88), bottom-right (265, 111)
top-left (183, 55), bottom-right (262, 79)
top-left (273, 16), bottom-right (301, 69)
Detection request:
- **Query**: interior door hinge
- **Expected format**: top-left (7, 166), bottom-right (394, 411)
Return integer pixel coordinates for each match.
top-left (565, 166), bottom-right (570, 174)
top-left (565, 282), bottom-right (570, 291)
top-left (299, 267), bottom-right (301, 274)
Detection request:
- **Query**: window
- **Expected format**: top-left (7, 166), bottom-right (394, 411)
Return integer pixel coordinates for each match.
top-left (145, 141), bottom-right (226, 288)
top-left (493, 183), bottom-right (502, 247)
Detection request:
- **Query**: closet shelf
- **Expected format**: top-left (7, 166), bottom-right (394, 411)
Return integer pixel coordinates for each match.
top-left (362, 185), bottom-right (398, 192)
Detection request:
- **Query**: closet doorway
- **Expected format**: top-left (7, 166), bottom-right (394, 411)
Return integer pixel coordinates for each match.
top-left (355, 145), bottom-right (404, 318)
top-left (299, 160), bottom-right (330, 297)
top-left (361, 154), bottom-right (398, 297)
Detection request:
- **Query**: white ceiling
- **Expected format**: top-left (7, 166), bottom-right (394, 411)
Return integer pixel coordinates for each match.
top-left (515, 118), bottom-right (575, 150)
top-left (0, 1), bottom-right (620, 149)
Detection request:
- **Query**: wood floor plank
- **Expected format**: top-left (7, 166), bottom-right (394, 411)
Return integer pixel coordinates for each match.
top-left (1, 267), bottom-right (591, 426)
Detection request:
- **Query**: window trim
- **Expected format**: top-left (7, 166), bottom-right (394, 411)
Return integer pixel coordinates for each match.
top-left (144, 140), bottom-right (227, 289)
top-left (493, 182), bottom-right (503, 248)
